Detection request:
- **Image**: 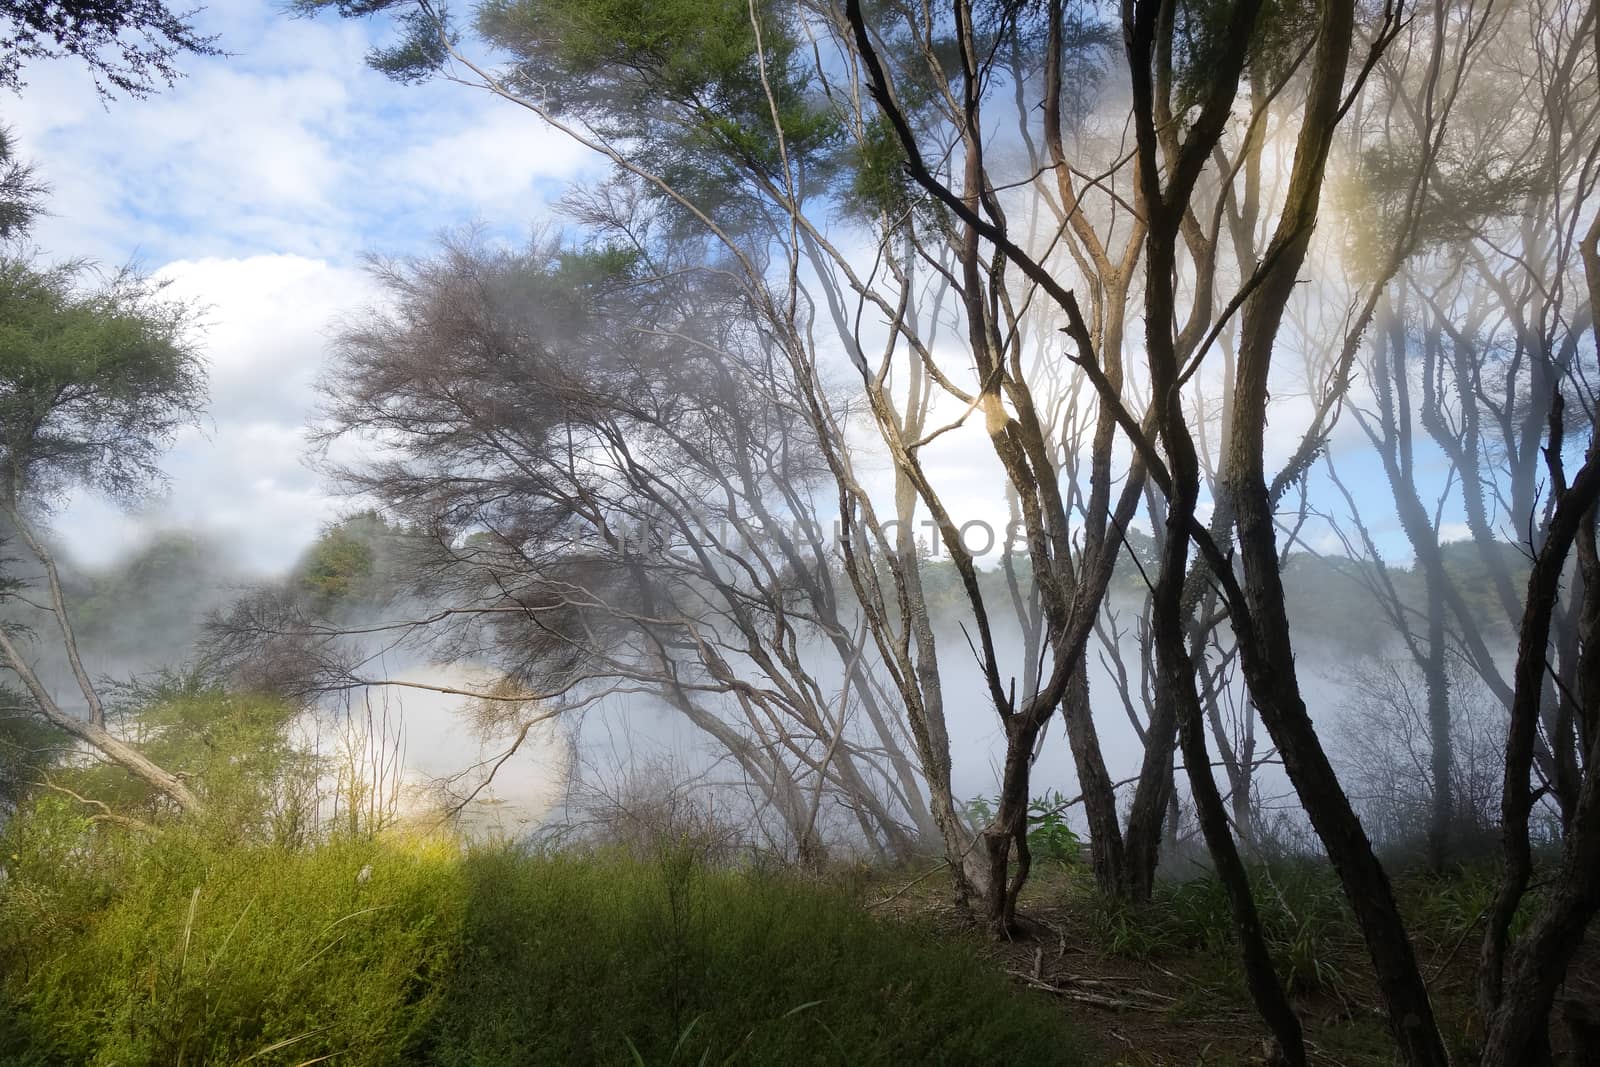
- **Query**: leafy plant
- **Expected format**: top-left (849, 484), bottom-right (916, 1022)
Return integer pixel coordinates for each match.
top-left (1026, 791), bottom-right (1083, 868)
top-left (960, 792), bottom-right (1082, 868)
top-left (1, 822), bottom-right (1092, 1065)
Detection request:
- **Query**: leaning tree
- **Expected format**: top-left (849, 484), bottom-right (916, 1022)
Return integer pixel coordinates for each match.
top-left (0, 255), bottom-right (206, 814)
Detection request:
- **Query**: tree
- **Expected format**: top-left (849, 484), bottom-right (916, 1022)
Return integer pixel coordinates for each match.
top-left (0, 253), bottom-right (206, 814)
top-left (222, 232), bottom-right (935, 863)
top-left (0, 0), bottom-right (220, 98)
top-left (293, 510), bottom-right (399, 612)
top-left (300, 0), bottom-right (1599, 1056)
top-left (0, 125), bottom-right (44, 241)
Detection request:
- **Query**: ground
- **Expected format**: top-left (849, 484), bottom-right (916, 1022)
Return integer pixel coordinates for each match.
top-left (864, 861), bottom-right (1600, 1066)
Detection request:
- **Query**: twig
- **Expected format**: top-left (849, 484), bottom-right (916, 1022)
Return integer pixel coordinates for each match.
top-left (1006, 970), bottom-right (1171, 1012)
top-left (867, 860), bottom-right (948, 909)
top-left (37, 778), bottom-right (151, 831)
top-left (1426, 901), bottom-right (1491, 986)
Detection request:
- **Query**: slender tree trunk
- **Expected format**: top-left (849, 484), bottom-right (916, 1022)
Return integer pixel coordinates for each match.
top-left (983, 714), bottom-right (1047, 934)
top-left (1424, 569), bottom-right (1453, 869)
top-left (1481, 725), bottom-right (1600, 1065)
top-left (1123, 681), bottom-right (1179, 901)
top-left (1227, 484), bottom-right (1448, 1064)
top-left (0, 626), bottom-right (202, 814)
top-left (1174, 648), bottom-right (1306, 1066)
top-left (1216, 0), bottom-right (1449, 1055)
top-left (1061, 659), bottom-right (1129, 892)
top-left (1480, 441), bottom-right (1600, 1043)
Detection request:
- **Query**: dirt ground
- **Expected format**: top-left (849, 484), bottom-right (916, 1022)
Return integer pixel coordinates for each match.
top-left (865, 865), bottom-right (1600, 1066)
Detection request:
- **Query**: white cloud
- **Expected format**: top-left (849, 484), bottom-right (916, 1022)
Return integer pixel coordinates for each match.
top-left (156, 254), bottom-right (372, 418)
top-left (9, 0), bottom-right (600, 265)
top-left (53, 254), bottom-right (377, 572)
top-left (384, 106), bottom-right (591, 214)
top-left (17, 3), bottom-right (604, 573)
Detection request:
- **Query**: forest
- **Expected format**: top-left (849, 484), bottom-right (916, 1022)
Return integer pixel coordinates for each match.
top-left (0, 0), bottom-right (1597, 1063)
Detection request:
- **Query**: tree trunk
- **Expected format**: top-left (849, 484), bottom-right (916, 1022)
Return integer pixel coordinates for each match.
top-left (1060, 660), bottom-right (1129, 892)
top-left (1174, 644), bottom-right (1306, 1066)
top-left (1480, 443), bottom-right (1600, 1043)
top-left (1216, 0), bottom-right (1450, 1055)
top-left (1481, 720), bottom-right (1600, 1065)
top-left (0, 626), bottom-right (202, 814)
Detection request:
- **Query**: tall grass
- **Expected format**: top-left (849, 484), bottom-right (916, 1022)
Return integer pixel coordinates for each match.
top-left (1, 808), bottom-right (1087, 1065)
top-left (1075, 860), bottom-right (1375, 999)
top-left (1073, 857), bottom-right (1522, 1006)
top-left (2, 804), bottom-right (460, 1065)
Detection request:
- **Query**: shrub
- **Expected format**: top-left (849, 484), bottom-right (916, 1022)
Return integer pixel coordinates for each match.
top-left (2, 821), bottom-right (1089, 1065)
top-left (1, 819), bottom-right (461, 1065)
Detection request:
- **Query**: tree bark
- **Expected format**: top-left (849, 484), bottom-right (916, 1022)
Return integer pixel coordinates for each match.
top-left (1220, 0), bottom-right (1450, 1059)
top-left (0, 625), bottom-right (202, 814)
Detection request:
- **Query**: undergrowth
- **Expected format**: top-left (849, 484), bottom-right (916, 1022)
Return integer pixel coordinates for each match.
top-left (0, 802), bottom-right (1088, 1066)
top-left (1071, 858), bottom-right (1516, 1004)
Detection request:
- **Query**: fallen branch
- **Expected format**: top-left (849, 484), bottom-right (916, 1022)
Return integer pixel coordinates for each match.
top-left (1005, 969), bottom-right (1177, 1012)
top-left (867, 860), bottom-right (948, 909)
top-left (1007, 971), bottom-right (1165, 1011)
top-left (38, 778), bottom-right (152, 832)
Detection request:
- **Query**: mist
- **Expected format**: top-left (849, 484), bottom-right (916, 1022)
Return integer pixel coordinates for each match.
top-left (2, 0), bottom-right (1597, 1063)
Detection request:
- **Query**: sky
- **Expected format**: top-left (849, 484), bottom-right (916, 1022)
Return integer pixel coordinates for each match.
top-left (4, 0), bottom-right (1448, 576)
top-left (8, 1), bottom-right (597, 572)
top-left (0, 0), bottom-right (1489, 826)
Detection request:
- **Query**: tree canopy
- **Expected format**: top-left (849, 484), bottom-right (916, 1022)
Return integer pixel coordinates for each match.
top-left (0, 259), bottom-right (204, 509)
top-left (0, 0), bottom-right (220, 98)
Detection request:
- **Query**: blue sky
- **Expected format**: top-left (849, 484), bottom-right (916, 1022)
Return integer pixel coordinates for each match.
top-left (9, 1), bottom-right (597, 571)
top-left (5, 0), bottom-right (1454, 576)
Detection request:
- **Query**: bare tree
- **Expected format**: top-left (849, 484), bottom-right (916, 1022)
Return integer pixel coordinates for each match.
top-left (300, 232), bottom-right (931, 862)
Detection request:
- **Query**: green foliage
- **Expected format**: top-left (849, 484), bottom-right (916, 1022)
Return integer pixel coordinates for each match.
top-left (0, 255), bottom-right (204, 507)
top-left (1077, 860), bottom-right (1356, 997)
top-left (0, 683), bottom-right (67, 813)
top-left (481, 0), bottom-right (841, 206)
top-left (483, 0), bottom-right (831, 143)
top-left (0, 126), bottom-right (46, 240)
top-left (1278, 551), bottom-right (1391, 657)
top-left (295, 512), bottom-right (385, 609)
top-left (310, 0), bottom-right (845, 233)
top-left (1024, 791), bottom-right (1083, 867)
top-left (299, 529), bottom-right (376, 605)
top-left (1074, 860), bottom-right (1536, 1012)
top-left (843, 114), bottom-right (913, 219)
top-left (1166, 0), bottom-right (1246, 117)
top-left (1, 826), bottom-right (1090, 1065)
top-left (57, 671), bottom-right (316, 838)
top-left (415, 846), bottom-right (1087, 1065)
top-left (1247, 0), bottom-right (1321, 85)
top-left (63, 530), bottom-right (233, 663)
top-left (1437, 539), bottom-right (1527, 637)
top-left (1, 822), bottom-right (461, 1065)
top-left (0, 0), bottom-right (221, 99)
top-left (962, 791), bottom-right (1082, 869)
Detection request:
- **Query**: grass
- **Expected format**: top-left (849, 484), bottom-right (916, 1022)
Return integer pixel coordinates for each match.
top-left (0, 809), bottom-right (1090, 1065)
top-left (1040, 856), bottom-right (1553, 1064)
top-left (1068, 857), bottom-right (1511, 997)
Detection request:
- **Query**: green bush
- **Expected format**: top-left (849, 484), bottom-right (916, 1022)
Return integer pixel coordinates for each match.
top-left (2, 818), bottom-right (461, 1065)
top-left (1074, 860), bottom-right (1357, 997)
top-left (961, 791), bottom-right (1083, 869)
top-left (1, 822), bottom-right (1088, 1065)
top-left (423, 846), bottom-right (1086, 1064)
